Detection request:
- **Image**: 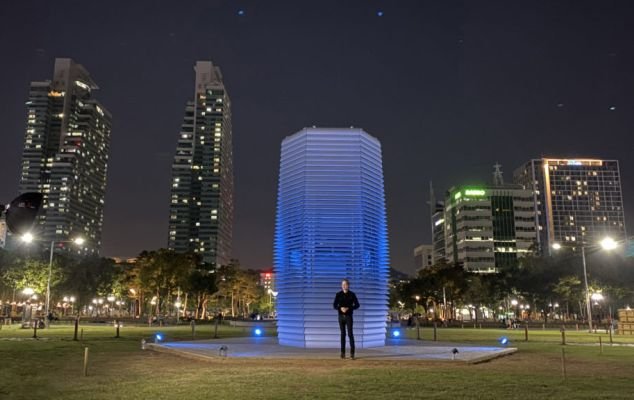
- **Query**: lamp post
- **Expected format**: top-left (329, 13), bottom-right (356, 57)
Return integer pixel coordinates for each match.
top-left (552, 237), bottom-right (618, 332)
top-left (590, 292), bottom-right (604, 330)
top-left (21, 233), bottom-right (84, 327)
top-left (107, 295), bottom-right (115, 317)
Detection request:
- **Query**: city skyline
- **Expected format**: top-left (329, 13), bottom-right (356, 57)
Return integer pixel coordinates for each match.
top-left (1, 1), bottom-right (633, 270)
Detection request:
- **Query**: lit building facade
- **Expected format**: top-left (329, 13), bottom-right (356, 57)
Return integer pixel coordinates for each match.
top-left (444, 185), bottom-right (537, 273)
top-left (274, 127), bottom-right (389, 348)
top-left (16, 58), bottom-right (111, 254)
top-left (513, 159), bottom-right (626, 253)
top-left (168, 61), bottom-right (233, 267)
top-left (431, 201), bottom-right (446, 264)
top-left (259, 269), bottom-right (275, 291)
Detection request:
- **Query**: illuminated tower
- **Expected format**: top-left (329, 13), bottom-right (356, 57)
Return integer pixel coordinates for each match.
top-left (514, 158), bottom-right (626, 253)
top-left (167, 61), bottom-right (233, 267)
top-left (274, 127), bottom-right (389, 348)
top-left (17, 58), bottom-right (111, 254)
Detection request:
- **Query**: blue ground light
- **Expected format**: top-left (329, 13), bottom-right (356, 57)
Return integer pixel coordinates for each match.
top-left (155, 333), bottom-right (164, 342)
top-left (254, 328), bottom-right (263, 336)
top-left (391, 329), bottom-right (401, 338)
top-left (498, 336), bottom-right (509, 345)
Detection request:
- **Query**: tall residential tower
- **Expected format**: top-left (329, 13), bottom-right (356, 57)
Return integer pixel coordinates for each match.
top-left (513, 158), bottom-right (626, 253)
top-left (168, 61), bottom-right (233, 266)
top-left (17, 58), bottom-right (112, 254)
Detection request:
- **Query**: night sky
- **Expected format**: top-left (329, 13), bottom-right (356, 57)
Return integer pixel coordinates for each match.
top-left (1, 1), bottom-right (633, 273)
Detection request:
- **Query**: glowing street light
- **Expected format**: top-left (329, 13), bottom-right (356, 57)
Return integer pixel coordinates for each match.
top-left (590, 293), bottom-right (604, 302)
top-left (21, 234), bottom-right (85, 327)
top-left (600, 237), bottom-right (618, 251)
top-left (22, 288), bottom-right (35, 296)
top-left (551, 237), bottom-right (618, 332)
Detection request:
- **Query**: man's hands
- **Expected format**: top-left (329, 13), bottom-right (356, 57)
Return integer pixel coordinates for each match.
top-left (340, 307), bottom-right (349, 313)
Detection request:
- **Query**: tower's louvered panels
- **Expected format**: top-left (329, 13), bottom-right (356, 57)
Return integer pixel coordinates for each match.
top-left (274, 127), bottom-right (389, 348)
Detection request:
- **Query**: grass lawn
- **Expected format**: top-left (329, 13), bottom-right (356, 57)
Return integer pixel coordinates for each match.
top-left (1, 323), bottom-right (633, 400)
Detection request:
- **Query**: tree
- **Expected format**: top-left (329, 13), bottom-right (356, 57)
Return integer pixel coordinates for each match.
top-left (57, 256), bottom-right (121, 309)
top-left (186, 267), bottom-right (217, 319)
top-left (136, 249), bottom-right (197, 316)
top-left (552, 276), bottom-right (583, 320)
top-left (1, 258), bottom-right (61, 298)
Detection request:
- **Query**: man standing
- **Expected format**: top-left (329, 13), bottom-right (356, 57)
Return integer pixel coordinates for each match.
top-left (333, 279), bottom-right (360, 359)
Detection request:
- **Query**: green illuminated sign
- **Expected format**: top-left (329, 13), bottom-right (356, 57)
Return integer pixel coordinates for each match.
top-left (464, 189), bottom-right (486, 196)
top-left (454, 192), bottom-right (461, 200)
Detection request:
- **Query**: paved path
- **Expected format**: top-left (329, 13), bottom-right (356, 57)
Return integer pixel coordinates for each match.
top-left (148, 337), bottom-right (516, 364)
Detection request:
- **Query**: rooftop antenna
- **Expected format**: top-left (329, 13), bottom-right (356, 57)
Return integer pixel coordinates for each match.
top-left (493, 163), bottom-right (504, 186)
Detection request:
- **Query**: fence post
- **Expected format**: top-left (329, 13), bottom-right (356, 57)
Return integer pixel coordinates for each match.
top-left (416, 317), bottom-right (421, 340)
top-left (83, 347), bottom-right (89, 377)
top-left (73, 316), bottom-right (79, 341)
top-left (599, 336), bottom-right (603, 354)
top-left (561, 348), bottom-right (567, 380)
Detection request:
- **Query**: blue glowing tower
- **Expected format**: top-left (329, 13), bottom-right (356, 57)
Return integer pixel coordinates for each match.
top-left (274, 127), bottom-right (389, 348)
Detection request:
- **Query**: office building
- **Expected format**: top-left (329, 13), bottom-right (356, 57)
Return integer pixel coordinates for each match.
top-left (414, 244), bottom-right (433, 272)
top-left (444, 166), bottom-right (538, 273)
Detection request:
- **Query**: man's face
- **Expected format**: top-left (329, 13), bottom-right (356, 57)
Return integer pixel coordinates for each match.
top-left (341, 280), bottom-right (349, 292)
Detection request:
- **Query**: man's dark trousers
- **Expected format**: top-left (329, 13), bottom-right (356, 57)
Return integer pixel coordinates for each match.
top-left (339, 314), bottom-right (355, 356)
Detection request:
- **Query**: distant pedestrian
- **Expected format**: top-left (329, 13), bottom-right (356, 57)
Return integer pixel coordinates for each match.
top-left (333, 279), bottom-right (360, 359)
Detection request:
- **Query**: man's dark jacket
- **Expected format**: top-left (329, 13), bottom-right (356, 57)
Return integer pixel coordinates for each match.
top-left (333, 290), bottom-right (360, 316)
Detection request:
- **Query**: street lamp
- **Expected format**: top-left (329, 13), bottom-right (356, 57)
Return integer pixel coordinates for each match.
top-left (21, 233), bottom-right (85, 327)
top-left (552, 236), bottom-right (617, 332)
top-left (107, 295), bottom-right (115, 317)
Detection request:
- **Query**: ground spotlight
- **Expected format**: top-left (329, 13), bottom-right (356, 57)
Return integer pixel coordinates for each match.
top-left (391, 329), bottom-right (401, 338)
top-left (498, 336), bottom-right (509, 345)
top-left (155, 333), bottom-right (163, 343)
top-left (254, 328), bottom-right (263, 336)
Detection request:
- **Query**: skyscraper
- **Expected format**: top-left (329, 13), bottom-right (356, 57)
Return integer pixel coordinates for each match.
top-left (17, 58), bottom-right (111, 254)
top-left (167, 61), bottom-right (233, 267)
top-left (513, 158), bottom-right (627, 253)
top-left (274, 127), bottom-right (389, 348)
top-left (429, 182), bottom-right (446, 264)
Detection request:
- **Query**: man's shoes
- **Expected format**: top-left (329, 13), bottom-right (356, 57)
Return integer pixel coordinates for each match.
top-left (340, 353), bottom-right (345, 359)
top-left (350, 353), bottom-right (356, 360)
